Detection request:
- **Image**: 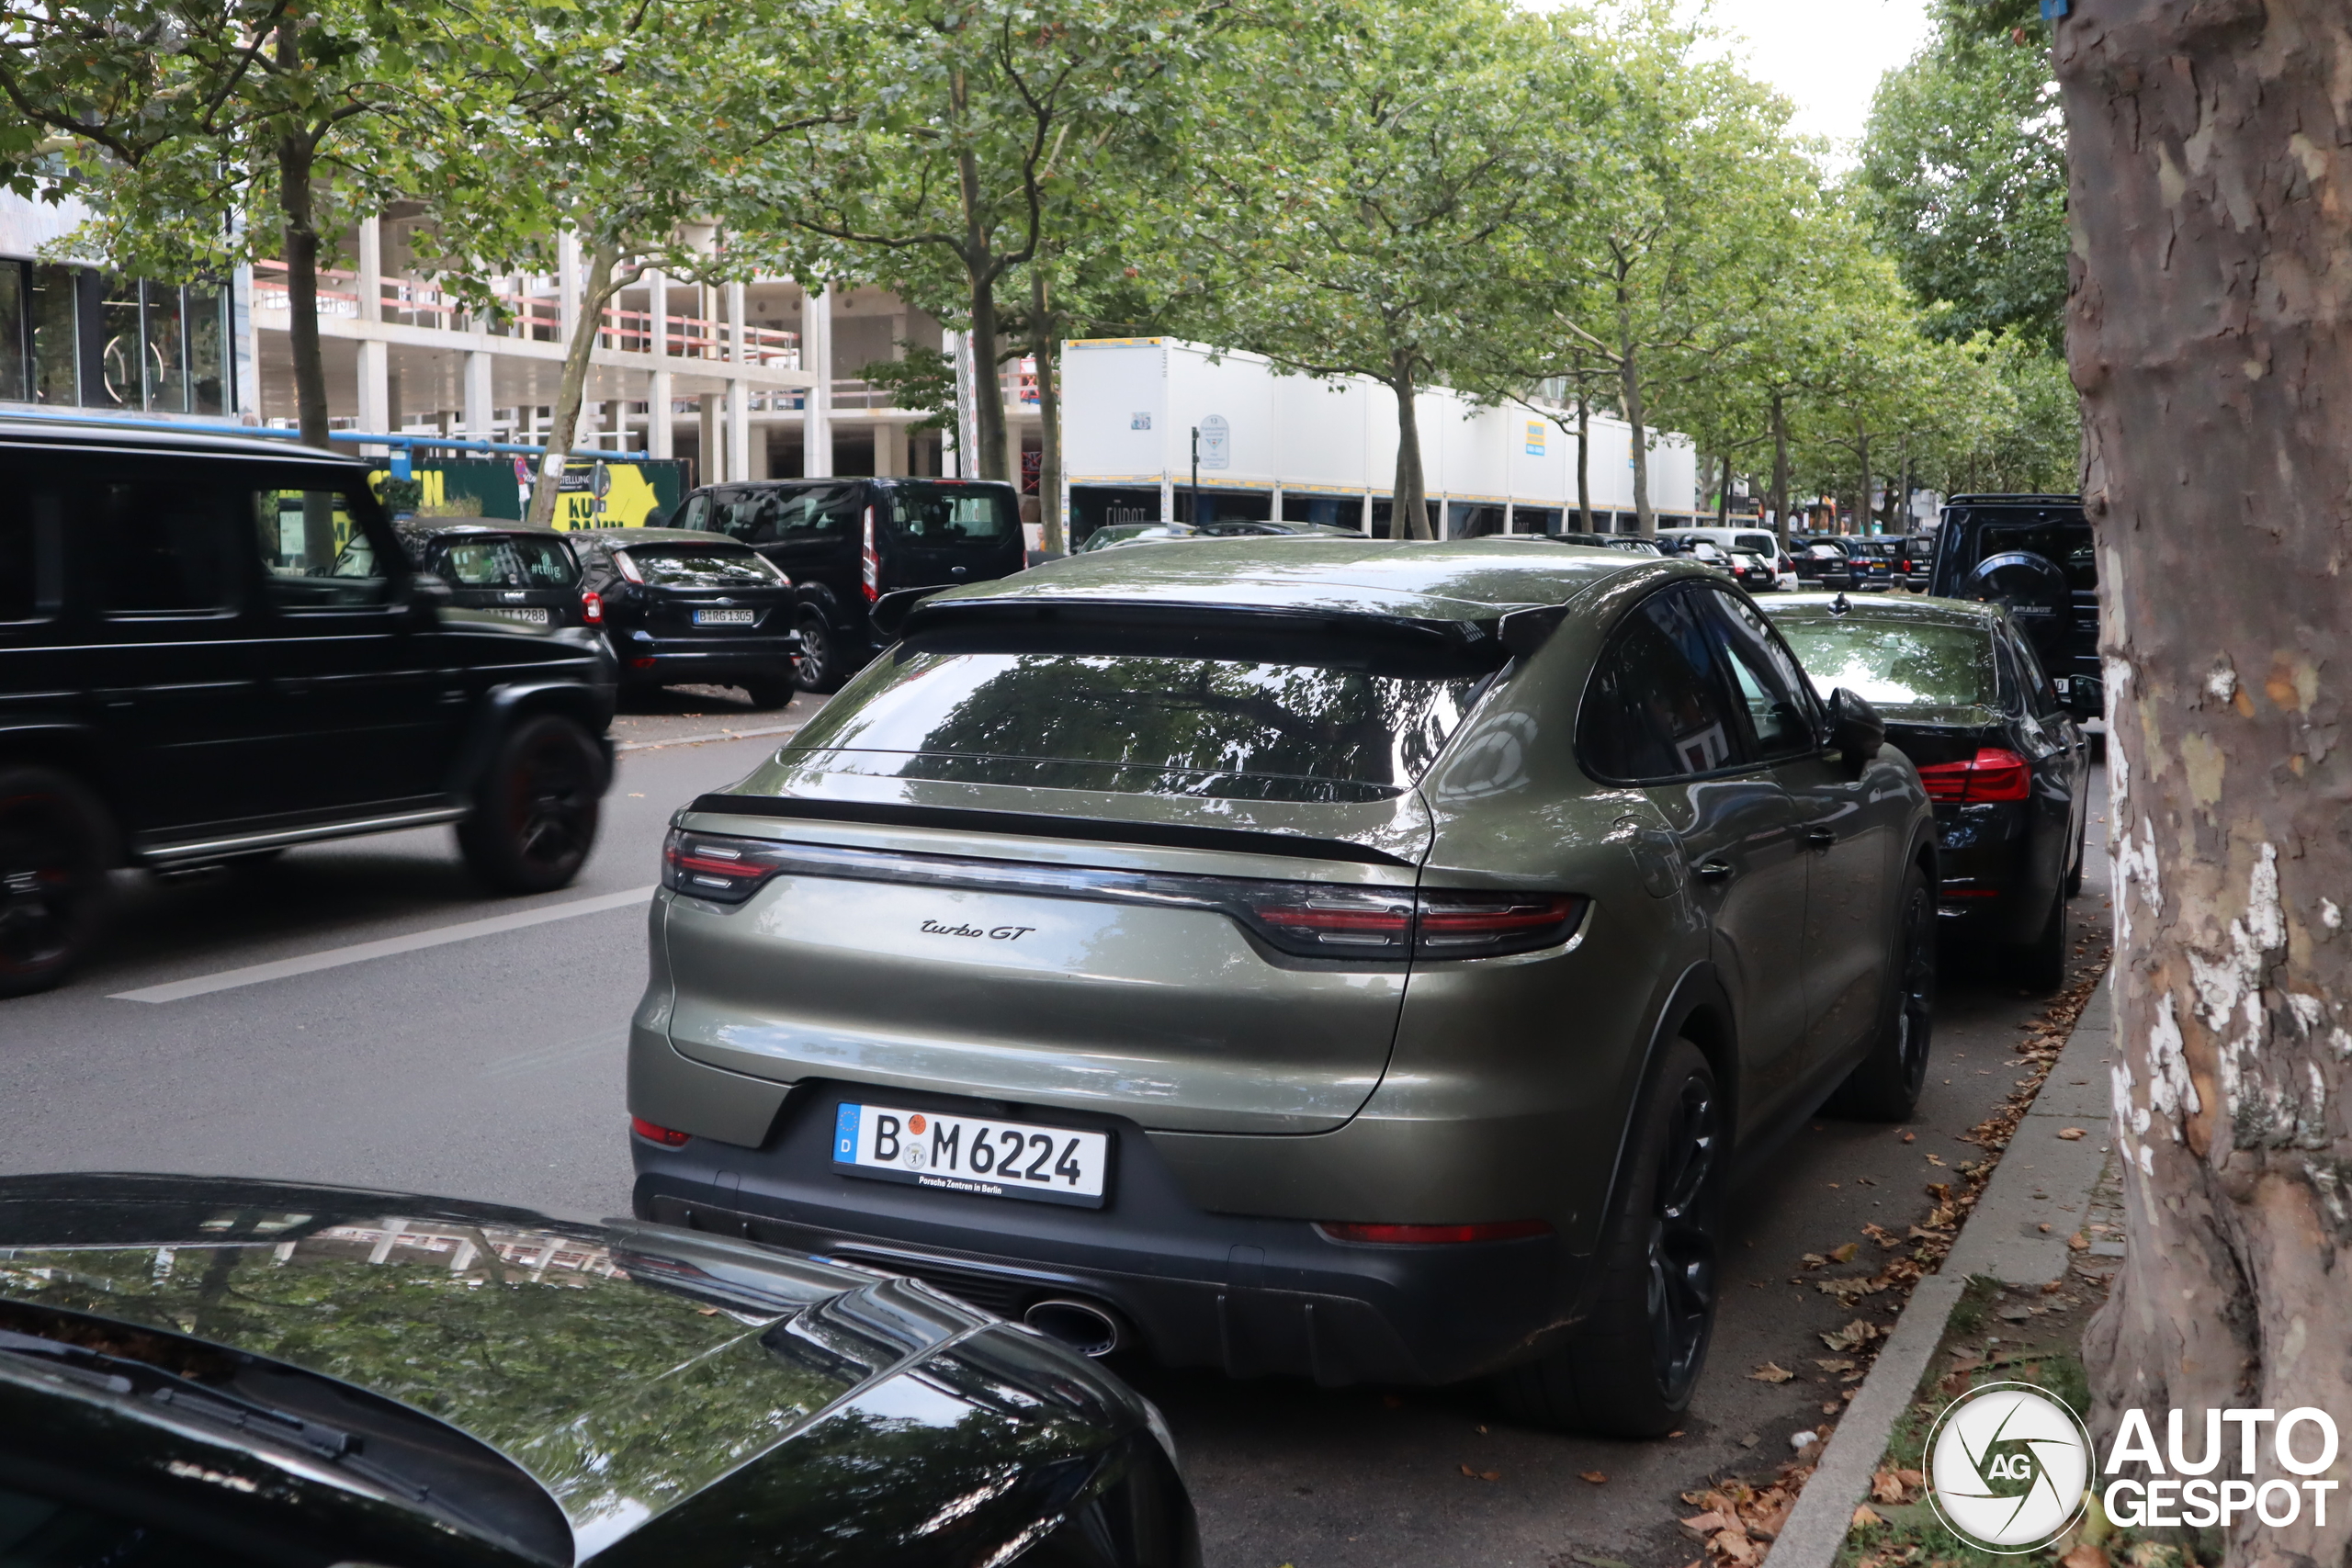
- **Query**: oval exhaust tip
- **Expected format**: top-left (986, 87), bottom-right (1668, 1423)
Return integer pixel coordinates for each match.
top-left (1023, 1298), bottom-right (1125, 1358)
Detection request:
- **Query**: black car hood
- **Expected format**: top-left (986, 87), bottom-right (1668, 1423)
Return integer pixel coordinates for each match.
top-left (0, 1175), bottom-right (1101, 1561)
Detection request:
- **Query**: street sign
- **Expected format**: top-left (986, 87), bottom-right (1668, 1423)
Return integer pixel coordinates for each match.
top-left (1198, 414), bottom-right (1230, 470)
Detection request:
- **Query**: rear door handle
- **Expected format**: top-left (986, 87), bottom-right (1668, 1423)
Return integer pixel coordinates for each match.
top-left (1693, 860), bottom-right (1735, 881)
top-left (1804, 827), bottom-right (1838, 848)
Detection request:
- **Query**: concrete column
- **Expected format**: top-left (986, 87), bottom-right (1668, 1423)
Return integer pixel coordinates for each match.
top-left (1360, 492), bottom-right (1373, 535)
top-left (1003, 412), bottom-right (1023, 497)
top-left (647, 269), bottom-right (668, 358)
top-left (697, 394), bottom-right (719, 488)
top-left (648, 367), bottom-right (673, 459)
top-left (462, 351), bottom-right (493, 438)
top-left (558, 233), bottom-right (582, 341)
top-left (357, 215), bottom-right (382, 322)
top-left (726, 379), bottom-right (749, 483)
top-left (877, 419), bottom-right (908, 477)
top-left (356, 341), bottom-right (390, 446)
top-left (1271, 480), bottom-right (1283, 523)
top-left (803, 280), bottom-right (833, 478)
top-left (1502, 500), bottom-right (1515, 534)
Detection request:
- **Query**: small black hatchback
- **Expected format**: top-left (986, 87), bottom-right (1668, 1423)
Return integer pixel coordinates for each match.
top-left (396, 518), bottom-right (594, 629)
top-left (568, 527), bottom-right (800, 708)
top-left (0, 421), bottom-right (617, 998)
top-left (664, 477), bottom-right (1026, 692)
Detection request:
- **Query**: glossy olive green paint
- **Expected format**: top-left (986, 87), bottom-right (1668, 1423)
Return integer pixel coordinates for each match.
top-left (634, 540), bottom-right (1933, 1236)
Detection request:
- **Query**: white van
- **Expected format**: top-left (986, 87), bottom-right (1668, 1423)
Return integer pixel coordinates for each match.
top-left (1657, 525), bottom-right (1792, 589)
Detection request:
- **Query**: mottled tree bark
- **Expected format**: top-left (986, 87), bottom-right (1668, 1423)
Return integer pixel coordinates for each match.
top-left (2062, 7), bottom-right (2352, 1567)
top-left (1389, 356), bottom-right (1433, 540)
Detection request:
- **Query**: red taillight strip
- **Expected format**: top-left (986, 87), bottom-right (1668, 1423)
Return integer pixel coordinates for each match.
top-left (1917, 747), bottom-right (2031, 803)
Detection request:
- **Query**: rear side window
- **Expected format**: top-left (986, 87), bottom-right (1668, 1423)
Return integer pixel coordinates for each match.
top-left (886, 482), bottom-right (1015, 546)
top-left (92, 474), bottom-right (241, 615)
top-left (434, 536), bottom-right (579, 589)
top-left (620, 546), bottom-right (780, 587)
top-left (775, 483), bottom-right (860, 539)
top-left (674, 492), bottom-right (711, 532)
top-left (0, 479), bottom-right (52, 622)
top-left (1577, 584), bottom-right (1743, 781)
top-left (1704, 588), bottom-right (1816, 759)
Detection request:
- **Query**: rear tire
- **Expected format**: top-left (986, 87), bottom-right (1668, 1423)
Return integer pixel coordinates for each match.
top-left (1496, 1038), bottom-right (1722, 1437)
top-left (1826, 863), bottom-right (1937, 1120)
top-left (456, 715), bottom-right (605, 895)
top-left (0, 767), bottom-right (113, 998)
top-left (741, 675), bottom-right (796, 711)
top-left (2005, 881), bottom-right (2068, 995)
top-left (793, 610), bottom-right (846, 694)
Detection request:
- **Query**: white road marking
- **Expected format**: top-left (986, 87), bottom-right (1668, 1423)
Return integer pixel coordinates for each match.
top-left (111, 886), bottom-right (658, 1004)
top-left (616, 722), bottom-right (800, 752)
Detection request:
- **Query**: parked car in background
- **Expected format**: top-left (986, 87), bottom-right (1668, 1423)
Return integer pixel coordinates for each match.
top-left (1883, 534), bottom-right (1936, 587)
top-left (631, 538), bottom-right (1937, 1438)
top-left (666, 477), bottom-right (1027, 694)
top-left (1765, 592), bottom-right (2089, 989)
top-left (1926, 495), bottom-right (2099, 721)
top-left (1544, 532), bottom-right (1667, 556)
top-left (0, 1172), bottom-right (1197, 1568)
top-left (1656, 525), bottom-right (1783, 565)
top-left (0, 421), bottom-right (616, 996)
top-left (1790, 537), bottom-right (1894, 591)
top-left (396, 519), bottom-right (595, 629)
top-left (569, 527), bottom-right (799, 709)
top-left (1078, 519), bottom-right (1365, 553)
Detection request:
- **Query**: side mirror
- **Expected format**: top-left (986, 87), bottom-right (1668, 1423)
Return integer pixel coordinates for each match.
top-left (1826, 687), bottom-right (1885, 772)
top-left (2063, 672), bottom-right (2104, 720)
top-left (402, 573), bottom-right (453, 626)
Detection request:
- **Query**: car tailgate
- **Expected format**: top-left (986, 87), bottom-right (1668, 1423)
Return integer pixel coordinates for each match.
top-left (660, 772), bottom-right (1430, 1134)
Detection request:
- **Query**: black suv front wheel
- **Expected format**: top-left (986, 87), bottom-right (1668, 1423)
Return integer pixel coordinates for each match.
top-left (793, 609), bottom-right (847, 694)
top-left (1499, 1037), bottom-right (1722, 1436)
top-left (457, 715), bottom-right (605, 895)
top-left (0, 767), bottom-right (112, 998)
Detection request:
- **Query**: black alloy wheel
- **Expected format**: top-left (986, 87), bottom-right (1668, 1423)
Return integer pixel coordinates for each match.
top-left (456, 715), bottom-right (605, 895)
top-left (1643, 1068), bottom-right (1723, 1404)
top-left (1828, 867), bottom-right (1938, 1120)
top-left (0, 767), bottom-right (112, 998)
top-left (794, 610), bottom-right (845, 694)
top-left (1498, 1038), bottom-right (1722, 1437)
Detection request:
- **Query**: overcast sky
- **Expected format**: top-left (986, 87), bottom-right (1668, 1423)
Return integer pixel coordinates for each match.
top-left (1687, 0), bottom-right (1936, 154)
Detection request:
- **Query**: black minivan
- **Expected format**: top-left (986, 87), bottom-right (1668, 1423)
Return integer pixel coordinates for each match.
top-left (1926, 495), bottom-right (2100, 720)
top-left (666, 478), bottom-right (1026, 692)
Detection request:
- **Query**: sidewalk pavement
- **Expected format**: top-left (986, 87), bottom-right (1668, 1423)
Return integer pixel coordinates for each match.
top-left (1761, 978), bottom-right (2119, 1568)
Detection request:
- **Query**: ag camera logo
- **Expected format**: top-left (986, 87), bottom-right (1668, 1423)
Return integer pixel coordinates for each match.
top-left (1923, 1382), bottom-right (2094, 1552)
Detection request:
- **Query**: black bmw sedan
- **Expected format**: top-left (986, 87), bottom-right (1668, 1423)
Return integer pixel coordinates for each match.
top-left (570, 527), bottom-right (801, 708)
top-left (0, 1172), bottom-right (1196, 1568)
top-left (396, 519), bottom-right (595, 628)
top-left (1765, 592), bottom-right (2091, 989)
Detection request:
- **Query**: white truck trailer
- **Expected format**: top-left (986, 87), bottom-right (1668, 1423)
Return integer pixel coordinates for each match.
top-left (1058, 337), bottom-right (1700, 544)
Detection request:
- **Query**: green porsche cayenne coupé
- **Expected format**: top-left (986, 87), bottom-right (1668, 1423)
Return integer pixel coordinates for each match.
top-left (628, 538), bottom-right (1939, 1437)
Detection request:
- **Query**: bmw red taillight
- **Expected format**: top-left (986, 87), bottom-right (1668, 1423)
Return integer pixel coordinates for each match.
top-left (581, 590), bottom-right (604, 625)
top-left (860, 506), bottom-right (880, 604)
top-left (1317, 1219), bottom-right (1554, 1245)
top-left (1916, 747), bottom-right (2031, 803)
top-left (630, 1116), bottom-right (692, 1146)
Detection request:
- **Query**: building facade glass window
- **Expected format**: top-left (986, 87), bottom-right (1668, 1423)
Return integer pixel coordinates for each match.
top-left (0, 259), bottom-right (231, 416)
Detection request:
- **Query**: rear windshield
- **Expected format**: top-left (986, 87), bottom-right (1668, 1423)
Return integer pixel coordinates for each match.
top-left (1771, 614), bottom-right (1996, 710)
top-left (1733, 533), bottom-right (1775, 556)
top-left (884, 483), bottom-right (1017, 547)
top-left (433, 536), bottom-right (578, 590)
top-left (787, 649), bottom-right (1488, 803)
top-left (622, 546), bottom-right (778, 587)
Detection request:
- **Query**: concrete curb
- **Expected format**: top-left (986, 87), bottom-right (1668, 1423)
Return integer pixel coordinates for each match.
top-left (1762, 978), bottom-right (2116, 1568)
top-left (616, 721), bottom-right (801, 752)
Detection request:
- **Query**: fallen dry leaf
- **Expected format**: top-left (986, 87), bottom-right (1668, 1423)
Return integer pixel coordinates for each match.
top-left (1580, 1471), bottom-right (1609, 1484)
top-left (2057, 1127), bottom-right (2088, 1140)
top-left (1827, 1241), bottom-right (1860, 1264)
top-left (1680, 1512), bottom-right (1730, 1534)
top-left (1814, 1358), bottom-right (1856, 1374)
top-left (2061, 1545), bottom-right (2109, 1568)
top-left (1895, 1469), bottom-right (1925, 1489)
top-left (1851, 1505), bottom-right (1885, 1529)
top-left (1713, 1529), bottom-right (1758, 1563)
top-left (1459, 1464), bottom-right (1500, 1482)
top-left (1822, 1319), bottom-right (1878, 1351)
top-left (2067, 1231), bottom-right (2090, 1251)
top-left (1925, 1153), bottom-right (1947, 1167)
top-left (1747, 1362), bottom-right (1795, 1383)
top-left (1800, 1252), bottom-right (1829, 1269)
top-left (1871, 1472), bottom-right (1906, 1503)
top-left (1901, 1131), bottom-right (1916, 1143)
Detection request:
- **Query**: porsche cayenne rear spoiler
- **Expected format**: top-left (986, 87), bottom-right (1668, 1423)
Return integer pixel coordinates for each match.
top-left (885, 594), bottom-right (1575, 663)
top-left (681, 794), bottom-right (1418, 868)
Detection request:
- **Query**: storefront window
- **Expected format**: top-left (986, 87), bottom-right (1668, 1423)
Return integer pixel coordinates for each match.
top-left (143, 280), bottom-right (187, 412)
top-left (29, 265), bottom-right (77, 405)
top-left (2, 260), bottom-right (230, 414)
top-left (0, 265), bottom-right (21, 401)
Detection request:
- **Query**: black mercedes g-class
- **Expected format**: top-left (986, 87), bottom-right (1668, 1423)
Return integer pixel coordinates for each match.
top-left (0, 421), bottom-right (618, 998)
top-left (1927, 494), bottom-right (2101, 720)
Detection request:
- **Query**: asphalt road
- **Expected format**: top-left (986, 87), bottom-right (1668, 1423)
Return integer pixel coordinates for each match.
top-left (0, 681), bottom-right (2110, 1568)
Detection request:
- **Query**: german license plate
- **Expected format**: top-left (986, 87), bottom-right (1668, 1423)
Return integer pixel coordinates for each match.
top-left (492, 606), bottom-right (550, 624)
top-left (832, 1103), bottom-right (1110, 1208)
top-left (695, 608), bottom-right (756, 626)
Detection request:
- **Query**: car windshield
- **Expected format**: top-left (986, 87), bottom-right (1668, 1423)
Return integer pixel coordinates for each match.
top-left (886, 483), bottom-right (1017, 547)
top-left (787, 646), bottom-right (1489, 803)
top-left (434, 536), bottom-right (578, 590)
top-left (622, 546), bottom-right (777, 587)
top-left (1734, 533), bottom-right (1775, 556)
top-left (1771, 614), bottom-right (1997, 710)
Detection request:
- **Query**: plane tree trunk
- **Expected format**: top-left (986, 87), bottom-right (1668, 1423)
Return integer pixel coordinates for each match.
top-left (2062, 12), bottom-right (2352, 1568)
top-left (1389, 356), bottom-right (1433, 540)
